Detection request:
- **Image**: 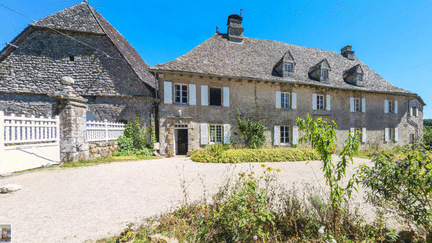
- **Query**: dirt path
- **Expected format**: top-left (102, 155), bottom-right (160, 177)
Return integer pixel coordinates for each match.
top-left (0, 156), bottom-right (373, 242)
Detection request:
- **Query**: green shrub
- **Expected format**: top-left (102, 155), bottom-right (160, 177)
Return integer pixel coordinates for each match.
top-left (360, 145), bottom-right (432, 236)
top-left (191, 148), bottom-right (319, 163)
top-left (237, 112), bottom-right (267, 149)
top-left (114, 116), bottom-right (148, 156)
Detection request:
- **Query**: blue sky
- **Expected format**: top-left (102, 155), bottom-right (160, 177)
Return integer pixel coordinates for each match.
top-left (1, 0), bottom-right (431, 118)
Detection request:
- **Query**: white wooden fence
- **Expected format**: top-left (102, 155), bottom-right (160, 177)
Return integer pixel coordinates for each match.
top-left (0, 111), bottom-right (61, 174)
top-left (86, 120), bottom-right (125, 142)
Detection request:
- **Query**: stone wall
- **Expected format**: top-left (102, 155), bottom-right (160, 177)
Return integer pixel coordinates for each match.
top-left (0, 29), bottom-right (152, 97)
top-left (88, 141), bottom-right (119, 159)
top-left (0, 92), bottom-right (55, 117)
top-left (157, 73), bottom-right (423, 154)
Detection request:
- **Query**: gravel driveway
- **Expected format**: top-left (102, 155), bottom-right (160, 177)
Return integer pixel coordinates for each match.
top-left (0, 156), bottom-right (374, 243)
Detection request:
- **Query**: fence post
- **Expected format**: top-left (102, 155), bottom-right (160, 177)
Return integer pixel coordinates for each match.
top-left (0, 111), bottom-right (4, 167)
top-left (104, 119), bottom-right (108, 142)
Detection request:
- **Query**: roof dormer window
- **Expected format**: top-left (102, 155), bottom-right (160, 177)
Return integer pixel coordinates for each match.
top-left (284, 63), bottom-right (293, 73)
top-left (309, 59), bottom-right (331, 84)
top-left (321, 68), bottom-right (328, 80)
top-left (273, 50), bottom-right (295, 79)
top-left (344, 64), bottom-right (364, 86)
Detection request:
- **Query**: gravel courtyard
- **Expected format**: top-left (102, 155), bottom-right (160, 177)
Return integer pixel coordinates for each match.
top-left (0, 156), bottom-right (373, 243)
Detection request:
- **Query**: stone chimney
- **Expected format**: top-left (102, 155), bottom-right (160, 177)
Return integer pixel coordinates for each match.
top-left (341, 45), bottom-right (355, 60)
top-left (227, 14), bottom-right (244, 43)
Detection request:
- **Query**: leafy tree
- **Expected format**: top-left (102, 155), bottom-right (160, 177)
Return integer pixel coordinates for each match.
top-left (114, 116), bottom-right (149, 156)
top-left (296, 114), bottom-right (360, 239)
top-left (237, 112), bottom-right (267, 149)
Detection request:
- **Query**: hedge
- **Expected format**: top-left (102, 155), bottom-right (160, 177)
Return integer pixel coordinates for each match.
top-left (190, 148), bottom-right (320, 163)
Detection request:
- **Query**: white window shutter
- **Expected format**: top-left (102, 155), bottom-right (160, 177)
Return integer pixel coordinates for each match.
top-left (292, 92), bottom-right (297, 109)
top-left (326, 94), bottom-right (331, 111)
top-left (200, 124), bottom-right (208, 145)
top-left (350, 97), bottom-right (354, 112)
top-left (312, 93), bottom-right (317, 110)
top-left (385, 128), bottom-right (389, 142)
top-left (384, 100), bottom-right (389, 113)
top-left (163, 81), bottom-right (172, 104)
top-left (274, 125), bottom-right (280, 146)
top-left (350, 127), bottom-right (355, 137)
top-left (223, 87), bottom-right (230, 107)
top-left (201, 85), bottom-right (208, 106)
top-left (223, 124), bottom-right (230, 144)
top-left (275, 91), bottom-right (281, 109)
top-left (292, 125), bottom-right (299, 145)
top-left (362, 98), bottom-right (366, 113)
top-left (410, 106), bottom-right (413, 117)
top-left (362, 127), bottom-right (367, 143)
top-left (415, 107), bottom-right (419, 117)
top-left (189, 84), bottom-right (196, 105)
top-left (395, 127), bottom-right (399, 142)
top-left (394, 100), bottom-right (398, 114)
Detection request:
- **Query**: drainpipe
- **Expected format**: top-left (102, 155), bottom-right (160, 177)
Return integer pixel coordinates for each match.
top-left (151, 71), bottom-right (161, 150)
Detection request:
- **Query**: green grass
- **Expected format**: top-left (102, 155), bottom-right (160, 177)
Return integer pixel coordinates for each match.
top-left (61, 155), bottom-right (155, 168)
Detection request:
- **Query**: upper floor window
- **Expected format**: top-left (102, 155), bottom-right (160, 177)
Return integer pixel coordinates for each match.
top-left (357, 75), bottom-right (363, 82)
top-left (313, 93), bottom-right (331, 111)
top-left (316, 94), bottom-right (324, 110)
top-left (384, 99), bottom-right (398, 114)
top-left (209, 88), bottom-right (222, 106)
top-left (350, 97), bottom-right (366, 113)
top-left (281, 92), bottom-right (290, 109)
top-left (353, 98), bottom-right (360, 112)
top-left (174, 84), bottom-right (188, 105)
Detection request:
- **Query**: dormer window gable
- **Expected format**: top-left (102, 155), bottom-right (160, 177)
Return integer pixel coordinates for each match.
top-left (308, 59), bottom-right (331, 84)
top-left (344, 64), bottom-right (364, 86)
top-left (273, 50), bottom-right (296, 78)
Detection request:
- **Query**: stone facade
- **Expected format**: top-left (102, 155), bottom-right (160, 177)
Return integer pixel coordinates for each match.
top-left (157, 73), bottom-right (424, 155)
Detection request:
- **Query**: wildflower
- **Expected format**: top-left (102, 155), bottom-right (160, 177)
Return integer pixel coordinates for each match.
top-left (260, 176), bottom-right (264, 179)
top-left (261, 164), bottom-right (266, 168)
top-left (242, 178), bottom-right (245, 181)
top-left (389, 154), bottom-right (394, 157)
top-left (253, 235), bottom-right (258, 241)
top-left (276, 168), bottom-right (281, 173)
top-left (251, 171), bottom-right (255, 174)
top-left (318, 226), bottom-right (326, 234)
top-left (266, 167), bottom-right (273, 172)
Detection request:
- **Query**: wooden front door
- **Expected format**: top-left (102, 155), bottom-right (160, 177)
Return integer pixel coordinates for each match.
top-left (176, 129), bottom-right (188, 155)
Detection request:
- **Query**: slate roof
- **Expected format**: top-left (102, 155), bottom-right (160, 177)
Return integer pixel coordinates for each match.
top-left (152, 33), bottom-right (415, 96)
top-left (30, 1), bottom-right (155, 88)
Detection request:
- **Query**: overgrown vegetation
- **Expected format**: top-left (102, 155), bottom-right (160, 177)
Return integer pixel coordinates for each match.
top-left (114, 116), bottom-right (152, 157)
top-left (191, 145), bottom-right (319, 163)
top-left (360, 145), bottom-right (432, 239)
top-left (296, 114), bottom-right (360, 238)
top-left (237, 112), bottom-right (267, 149)
top-left (98, 165), bottom-right (411, 243)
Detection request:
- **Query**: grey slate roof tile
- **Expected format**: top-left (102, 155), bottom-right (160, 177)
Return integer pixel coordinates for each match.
top-left (152, 33), bottom-right (414, 95)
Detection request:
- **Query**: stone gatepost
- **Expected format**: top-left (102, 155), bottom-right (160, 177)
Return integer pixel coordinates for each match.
top-left (51, 77), bottom-right (89, 163)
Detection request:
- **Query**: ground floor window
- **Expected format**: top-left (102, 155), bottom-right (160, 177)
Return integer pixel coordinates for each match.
top-left (280, 125), bottom-right (290, 144)
top-left (210, 125), bottom-right (223, 143)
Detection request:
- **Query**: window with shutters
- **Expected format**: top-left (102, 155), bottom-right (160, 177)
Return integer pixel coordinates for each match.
top-left (389, 128), bottom-right (395, 141)
top-left (355, 128), bottom-right (362, 141)
top-left (280, 125), bottom-right (291, 144)
top-left (174, 84), bottom-right (188, 105)
top-left (388, 100), bottom-right (393, 113)
top-left (281, 92), bottom-right (290, 109)
top-left (210, 125), bottom-right (223, 143)
top-left (209, 88), bottom-right (222, 106)
top-left (353, 98), bottom-right (360, 112)
top-left (317, 94), bottom-right (324, 110)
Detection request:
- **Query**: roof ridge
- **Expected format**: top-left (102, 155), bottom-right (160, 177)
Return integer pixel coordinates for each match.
top-left (84, 2), bottom-right (107, 35)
